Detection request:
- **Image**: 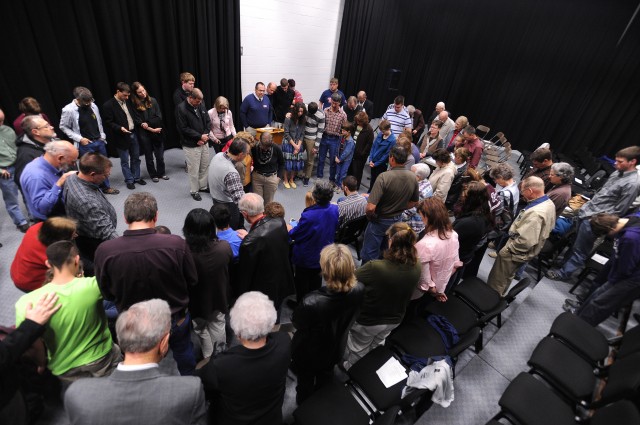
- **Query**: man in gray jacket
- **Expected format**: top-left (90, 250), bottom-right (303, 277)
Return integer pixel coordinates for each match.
top-left (64, 299), bottom-right (207, 425)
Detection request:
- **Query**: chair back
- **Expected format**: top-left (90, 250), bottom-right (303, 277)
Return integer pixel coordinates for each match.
top-left (335, 215), bottom-right (368, 245)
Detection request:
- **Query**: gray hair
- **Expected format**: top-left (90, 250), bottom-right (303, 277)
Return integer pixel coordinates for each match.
top-left (229, 291), bottom-right (276, 341)
top-left (407, 105), bottom-right (416, 114)
top-left (522, 176), bottom-right (545, 191)
top-left (312, 179), bottom-right (334, 205)
top-left (44, 140), bottom-right (74, 156)
top-left (22, 115), bottom-right (45, 134)
top-left (239, 193), bottom-right (264, 216)
top-left (116, 299), bottom-right (171, 353)
top-left (411, 163), bottom-right (431, 180)
top-left (330, 92), bottom-right (342, 103)
top-left (551, 162), bottom-right (575, 184)
top-left (489, 163), bottom-right (515, 181)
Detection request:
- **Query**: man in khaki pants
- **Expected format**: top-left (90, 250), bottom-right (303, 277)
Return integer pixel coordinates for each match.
top-left (251, 133), bottom-right (284, 204)
top-left (300, 102), bottom-right (325, 187)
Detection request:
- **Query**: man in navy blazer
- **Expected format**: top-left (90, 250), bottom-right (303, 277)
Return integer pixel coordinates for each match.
top-left (64, 299), bottom-right (206, 425)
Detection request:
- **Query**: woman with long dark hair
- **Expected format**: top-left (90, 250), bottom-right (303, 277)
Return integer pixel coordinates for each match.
top-left (453, 181), bottom-right (493, 278)
top-left (182, 208), bottom-right (233, 358)
top-left (343, 222), bottom-right (421, 369)
top-left (348, 111), bottom-right (374, 190)
top-left (282, 102), bottom-right (307, 188)
top-left (131, 82), bottom-right (167, 182)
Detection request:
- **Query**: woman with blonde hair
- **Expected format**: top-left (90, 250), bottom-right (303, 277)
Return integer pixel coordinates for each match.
top-left (291, 244), bottom-right (363, 403)
top-left (343, 222), bottom-right (421, 369)
top-left (208, 96), bottom-right (237, 154)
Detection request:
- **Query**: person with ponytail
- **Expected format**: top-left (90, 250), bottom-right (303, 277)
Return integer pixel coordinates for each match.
top-left (343, 222), bottom-right (421, 369)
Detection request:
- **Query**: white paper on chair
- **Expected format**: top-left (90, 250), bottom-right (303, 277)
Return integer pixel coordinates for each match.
top-left (591, 253), bottom-right (609, 265)
top-left (376, 357), bottom-right (408, 388)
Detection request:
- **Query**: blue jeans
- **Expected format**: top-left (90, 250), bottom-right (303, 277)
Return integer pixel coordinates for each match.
top-left (170, 311), bottom-right (196, 375)
top-left (79, 140), bottom-right (111, 188)
top-left (316, 135), bottom-right (339, 182)
top-left (361, 216), bottom-right (400, 264)
top-left (117, 134), bottom-right (141, 183)
top-left (0, 166), bottom-right (28, 226)
top-left (335, 158), bottom-right (352, 187)
top-left (558, 218), bottom-right (595, 279)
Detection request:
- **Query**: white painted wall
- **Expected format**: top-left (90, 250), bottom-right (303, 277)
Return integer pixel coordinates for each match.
top-left (240, 0), bottom-right (345, 106)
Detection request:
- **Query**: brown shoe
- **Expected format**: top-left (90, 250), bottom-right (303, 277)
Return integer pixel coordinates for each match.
top-left (102, 188), bottom-right (120, 195)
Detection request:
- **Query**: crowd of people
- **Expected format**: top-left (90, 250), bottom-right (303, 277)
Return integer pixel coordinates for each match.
top-left (1, 73), bottom-right (640, 424)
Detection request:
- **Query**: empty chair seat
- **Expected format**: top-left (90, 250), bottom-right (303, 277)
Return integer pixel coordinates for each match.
top-left (527, 337), bottom-right (597, 402)
top-left (549, 312), bottom-right (609, 365)
top-left (599, 352), bottom-right (640, 405)
top-left (293, 381), bottom-right (373, 425)
top-left (617, 325), bottom-right (640, 359)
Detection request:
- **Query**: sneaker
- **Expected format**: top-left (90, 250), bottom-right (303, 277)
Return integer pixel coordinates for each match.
top-left (284, 181), bottom-right (291, 189)
top-left (488, 241), bottom-right (496, 250)
top-left (17, 223), bottom-right (30, 233)
top-left (546, 270), bottom-right (565, 280)
top-left (191, 192), bottom-right (202, 201)
top-left (562, 302), bottom-right (577, 314)
top-left (102, 188), bottom-right (120, 195)
top-left (488, 251), bottom-right (497, 258)
top-left (161, 175), bottom-right (170, 180)
top-left (152, 177), bottom-right (160, 183)
top-left (290, 181), bottom-right (297, 189)
top-left (126, 183), bottom-right (136, 190)
top-left (136, 179), bottom-right (147, 185)
top-left (303, 178), bottom-right (310, 187)
top-left (564, 298), bottom-right (581, 309)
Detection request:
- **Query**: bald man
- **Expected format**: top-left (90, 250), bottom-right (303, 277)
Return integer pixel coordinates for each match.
top-left (20, 140), bottom-right (78, 221)
top-left (487, 176), bottom-right (556, 295)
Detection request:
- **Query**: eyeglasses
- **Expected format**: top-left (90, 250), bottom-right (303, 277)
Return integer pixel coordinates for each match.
top-left (35, 124), bottom-right (53, 130)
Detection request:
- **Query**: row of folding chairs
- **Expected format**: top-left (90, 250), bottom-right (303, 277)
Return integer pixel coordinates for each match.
top-left (293, 276), bottom-right (531, 425)
top-left (487, 312), bottom-right (640, 425)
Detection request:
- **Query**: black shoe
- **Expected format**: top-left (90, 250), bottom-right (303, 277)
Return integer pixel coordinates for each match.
top-left (126, 183), bottom-right (135, 190)
top-left (136, 179), bottom-right (147, 185)
top-left (18, 223), bottom-right (30, 233)
top-left (198, 187), bottom-right (209, 193)
top-left (191, 192), bottom-right (202, 201)
top-left (303, 178), bottom-right (310, 187)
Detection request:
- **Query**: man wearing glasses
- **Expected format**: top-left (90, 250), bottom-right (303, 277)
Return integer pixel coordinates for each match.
top-left (240, 82), bottom-right (272, 137)
top-left (60, 87), bottom-right (119, 194)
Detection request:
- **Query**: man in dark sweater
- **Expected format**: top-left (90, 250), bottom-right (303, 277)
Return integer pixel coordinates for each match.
top-left (239, 82), bottom-right (272, 137)
top-left (94, 192), bottom-right (198, 375)
top-left (172, 72), bottom-right (195, 108)
top-left (271, 78), bottom-right (294, 125)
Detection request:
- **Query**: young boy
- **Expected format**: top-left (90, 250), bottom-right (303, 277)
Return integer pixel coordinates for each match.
top-left (334, 123), bottom-right (355, 191)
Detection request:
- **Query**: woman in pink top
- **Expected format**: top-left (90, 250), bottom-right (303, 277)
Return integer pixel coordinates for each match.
top-left (208, 96), bottom-right (237, 154)
top-left (413, 198), bottom-right (462, 307)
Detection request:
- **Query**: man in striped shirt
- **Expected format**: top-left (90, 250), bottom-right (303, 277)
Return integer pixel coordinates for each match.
top-left (382, 96), bottom-right (412, 136)
top-left (301, 102), bottom-right (325, 186)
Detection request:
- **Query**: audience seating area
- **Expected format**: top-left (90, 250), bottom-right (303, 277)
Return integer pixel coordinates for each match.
top-left (487, 312), bottom-right (640, 425)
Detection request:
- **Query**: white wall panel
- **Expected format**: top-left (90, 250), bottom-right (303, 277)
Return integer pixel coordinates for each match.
top-left (240, 0), bottom-right (345, 106)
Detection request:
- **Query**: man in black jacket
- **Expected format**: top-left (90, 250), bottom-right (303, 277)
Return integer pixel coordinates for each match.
top-left (176, 88), bottom-right (211, 201)
top-left (102, 82), bottom-right (143, 190)
top-left (236, 193), bottom-right (294, 314)
top-left (271, 78), bottom-right (294, 126)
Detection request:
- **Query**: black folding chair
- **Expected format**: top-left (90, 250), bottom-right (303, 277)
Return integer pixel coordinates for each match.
top-left (335, 215), bottom-right (369, 260)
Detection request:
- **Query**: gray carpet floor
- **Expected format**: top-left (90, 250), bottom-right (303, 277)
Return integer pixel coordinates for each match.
top-left (1, 146), bottom-right (636, 424)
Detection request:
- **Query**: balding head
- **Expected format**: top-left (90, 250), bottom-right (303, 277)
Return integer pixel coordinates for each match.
top-left (438, 111), bottom-right (449, 121)
top-left (44, 140), bottom-right (78, 171)
top-left (267, 82), bottom-right (277, 95)
top-left (357, 91), bottom-right (367, 102)
top-left (0, 109), bottom-right (4, 125)
top-left (239, 193), bottom-right (265, 223)
top-left (435, 102), bottom-right (445, 112)
top-left (521, 176), bottom-right (545, 201)
top-left (24, 115), bottom-right (56, 144)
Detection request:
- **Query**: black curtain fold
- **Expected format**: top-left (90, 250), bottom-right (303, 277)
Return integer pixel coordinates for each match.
top-left (335, 0), bottom-right (640, 156)
top-left (0, 0), bottom-right (241, 153)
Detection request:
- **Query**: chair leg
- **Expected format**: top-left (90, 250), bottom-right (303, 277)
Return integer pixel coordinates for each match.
top-left (497, 313), bottom-right (502, 328)
top-left (474, 329), bottom-right (484, 352)
top-left (569, 269), bottom-right (591, 294)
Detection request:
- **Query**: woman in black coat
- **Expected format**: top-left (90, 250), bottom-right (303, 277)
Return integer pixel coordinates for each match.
top-left (183, 208), bottom-right (233, 359)
top-left (291, 244), bottom-right (363, 404)
top-left (348, 111), bottom-right (374, 190)
top-left (131, 82), bottom-right (168, 182)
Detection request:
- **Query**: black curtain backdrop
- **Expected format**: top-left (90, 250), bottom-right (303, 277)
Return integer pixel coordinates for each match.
top-left (335, 0), bottom-right (640, 157)
top-left (0, 0), bottom-right (240, 153)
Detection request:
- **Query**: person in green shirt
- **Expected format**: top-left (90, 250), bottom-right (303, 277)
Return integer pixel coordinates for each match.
top-left (15, 241), bottom-right (121, 385)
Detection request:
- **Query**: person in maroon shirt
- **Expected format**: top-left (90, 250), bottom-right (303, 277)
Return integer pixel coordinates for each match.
top-left (461, 125), bottom-right (484, 169)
